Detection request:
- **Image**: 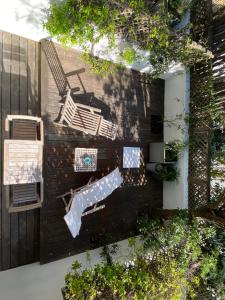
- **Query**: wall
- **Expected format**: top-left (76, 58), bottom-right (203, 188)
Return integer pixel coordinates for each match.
top-left (163, 69), bottom-right (190, 209)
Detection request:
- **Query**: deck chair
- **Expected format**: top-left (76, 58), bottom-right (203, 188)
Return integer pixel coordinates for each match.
top-left (4, 115), bottom-right (44, 213)
top-left (57, 167), bottom-right (123, 238)
top-left (57, 89), bottom-right (118, 140)
top-left (41, 38), bottom-right (85, 96)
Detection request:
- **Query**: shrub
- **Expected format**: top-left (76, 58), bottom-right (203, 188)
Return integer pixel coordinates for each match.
top-left (64, 213), bottom-right (224, 299)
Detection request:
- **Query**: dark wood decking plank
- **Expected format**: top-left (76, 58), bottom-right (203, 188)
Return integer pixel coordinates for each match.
top-left (34, 41), bottom-right (41, 263)
top-left (26, 39), bottom-right (38, 263)
top-left (0, 32), bottom-right (41, 270)
top-left (0, 30), bottom-right (2, 270)
top-left (10, 34), bottom-right (20, 268)
top-left (1, 31), bottom-right (11, 270)
top-left (40, 42), bottom-right (50, 263)
top-left (40, 42), bottom-right (164, 264)
top-left (35, 42), bottom-right (40, 116)
top-left (18, 36), bottom-right (28, 266)
top-left (28, 39), bottom-right (36, 115)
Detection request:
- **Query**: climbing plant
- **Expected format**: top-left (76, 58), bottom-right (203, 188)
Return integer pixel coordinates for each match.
top-left (44, 0), bottom-right (212, 77)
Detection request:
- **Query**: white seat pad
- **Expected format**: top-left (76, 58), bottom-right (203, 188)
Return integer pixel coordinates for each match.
top-left (64, 167), bottom-right (123, 238)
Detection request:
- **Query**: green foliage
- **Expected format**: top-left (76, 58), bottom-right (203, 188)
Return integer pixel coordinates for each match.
top-left (120, 47), bottom-right (140, 65)
top-left (158, 165), bottom-right (180, 181)
top-left (210, 183), bottom-right (225, 212)
top-left (211, 131), bottom-right (225, 182)
top-left (196, 227), bottom-right (225, 299)
top-left (191, 75), bottom-right (225, 129)
top-left (64, 213), bottom-right (224, 299)
top-left (165, 140), bottom-right (187, 161)
top-left (81, 52), bottom-right (118, 75)
top-left (44, 0), bottom-right (212, 77)
top-left (168, 0), bottom-right (192, 18)
top-left (44, 0), bottom-right (118, 45)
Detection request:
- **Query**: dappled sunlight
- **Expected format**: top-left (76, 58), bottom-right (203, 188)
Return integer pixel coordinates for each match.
top-left (122, 150), bottom-right (148, 187)
top-left (40, 40), bottom-right (164, 261)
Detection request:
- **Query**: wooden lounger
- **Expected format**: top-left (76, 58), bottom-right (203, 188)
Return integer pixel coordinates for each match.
top-left (4, 115), bottom-right (44, 213)
top-left (57, 178), bottom-right (105, 217)
top-left (57, 90), bottom-right (117, 140)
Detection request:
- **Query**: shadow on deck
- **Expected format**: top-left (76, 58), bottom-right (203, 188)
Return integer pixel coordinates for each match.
top-left (40, 41), bottom-right (165, 263)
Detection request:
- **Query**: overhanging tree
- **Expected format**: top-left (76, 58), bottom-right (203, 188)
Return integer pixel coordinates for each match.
top-left (44, 0), bottom-right (212, 77)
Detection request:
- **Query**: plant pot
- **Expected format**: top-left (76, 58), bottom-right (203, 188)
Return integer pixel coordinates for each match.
top-left (61, 287), bottom-right (67, 300)
top-left (147, 162), bottom-right (179, 182)
top-left (159, 164), bottom-right (179, 182)
top-left (146, 163), bottom-right (163, 173)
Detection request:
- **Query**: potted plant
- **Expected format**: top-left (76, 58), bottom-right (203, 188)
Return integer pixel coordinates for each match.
top-left (165, 143), bottom-right (179, 162)
top-left (158, 164), bottom-right (179, 182)
top-left (146, 162), bottom-right (179, 182)
top-left (165, 141), bottom-right (186, 162)
top-left (61, 287), bottom-right (67, 300)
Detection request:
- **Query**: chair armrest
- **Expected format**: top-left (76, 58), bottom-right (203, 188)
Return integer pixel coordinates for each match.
top-left (7, 115), bottom-right (42, 122)
top-left (65, 68), bottom-right (85, 77)
top-left (5, 115), bottom-right (42, 132)
top-left (40, 120), bottom-right (44, 144)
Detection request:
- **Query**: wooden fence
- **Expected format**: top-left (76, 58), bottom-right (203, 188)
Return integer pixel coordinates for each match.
top-left (189, 1), bottom-right (225, 209)
top-left (189, 0), bottom-right (212, 209)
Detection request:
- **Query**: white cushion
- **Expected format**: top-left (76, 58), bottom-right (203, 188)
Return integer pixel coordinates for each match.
top-left (64, 167), bottom-right (123, 238)
top-left (123, 147), bottom-right (141, 168)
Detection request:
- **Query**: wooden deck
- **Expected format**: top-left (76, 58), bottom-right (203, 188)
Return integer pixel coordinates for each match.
top-left (0, 31), bottom-right (40, 270)
top-left (0, 31), bottom-right (164, 270)
top-left (40, 42), bottom-right (164, 263)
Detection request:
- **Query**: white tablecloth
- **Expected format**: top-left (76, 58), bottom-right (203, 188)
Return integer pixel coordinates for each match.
top-left (4, 139), bottom-right (43, 185)
top-left (123, 147), bottom-right (141, 168)
top-left (64, 167), bottom-right (123, 238)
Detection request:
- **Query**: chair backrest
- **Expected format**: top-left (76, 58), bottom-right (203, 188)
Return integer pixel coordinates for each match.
top-left (9, 182), bottom-right (41, 213)
top-left (41, 39), bottom-right (68, 96)
top-left (12, 119), bottom-right (37, 140)
top-left (98, 118), bottom-right (118, 140)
